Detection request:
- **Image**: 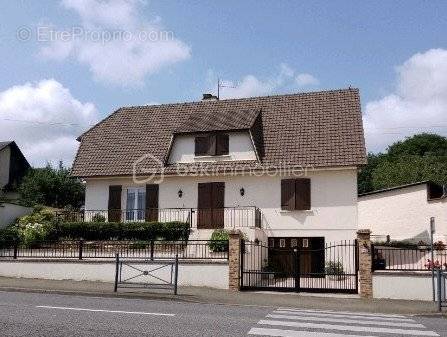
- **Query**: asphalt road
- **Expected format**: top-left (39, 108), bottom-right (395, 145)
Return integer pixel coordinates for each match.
top-left (0, 290), bottom-right (447, 336)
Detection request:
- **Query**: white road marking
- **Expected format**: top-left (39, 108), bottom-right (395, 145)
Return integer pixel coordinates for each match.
top-left (267, 313), bottom-right (424, 328)
top-left (36, 305), bottom-right (175, 317)
top-left (258, 319), bottom-right (439, 336)
top-left (274, 309), bottom-right (414, 322)
top-left (277, 307), bottom-right (406, 318)
top-left (248, 327), bottom-right (382, 337)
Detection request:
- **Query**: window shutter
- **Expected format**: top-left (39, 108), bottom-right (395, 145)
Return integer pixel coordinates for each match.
top-left (108, 185), bottom-right (122, 222)
top-left (295, 178), bottom-right (311, 210)
top-left (216, 134), bottom-right (229, 155)
top-left (145, 184), bottom-right (159, 222)
top-left (198, 183), bottom-right (213, 229)
top-left (281, 179), bottom-right (295, 211)
top-left (195, 136), bottom-right (209, 156)
top-left (207, 134), bottom-right (216, 155)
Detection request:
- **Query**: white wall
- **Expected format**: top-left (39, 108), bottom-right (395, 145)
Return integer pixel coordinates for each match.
top-left (168, 131), bottom-right (257, 163)
top-left (359, 184), bottom-right (447, 242)
top-left (0, 203), bottom-right (32, 228)
top-left (0, 146), bottom-right (10, 189)
top-left (85, 168), bottom-right (358, 243)
top-left (373, 271), bottom-right (442, 301)
top-left (0, 260), bottom-right (229, 289)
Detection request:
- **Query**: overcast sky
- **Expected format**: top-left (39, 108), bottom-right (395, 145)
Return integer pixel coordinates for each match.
top-left (1, 0), bottom-right (446, 166)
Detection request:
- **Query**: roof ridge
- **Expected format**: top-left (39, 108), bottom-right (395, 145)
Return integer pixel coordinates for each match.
top-left (117, 87), bottom-right (359, 110)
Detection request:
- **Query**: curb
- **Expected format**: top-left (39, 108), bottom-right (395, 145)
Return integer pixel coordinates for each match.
top-left (0, 286), bottom-right (199, 303)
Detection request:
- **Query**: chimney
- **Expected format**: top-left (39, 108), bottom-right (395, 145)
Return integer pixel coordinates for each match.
top-left (202, 93), bottom-right (218, 101)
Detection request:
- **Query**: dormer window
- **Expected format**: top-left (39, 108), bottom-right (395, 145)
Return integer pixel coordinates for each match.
top-left (194, 133), bottom-right (229, 156)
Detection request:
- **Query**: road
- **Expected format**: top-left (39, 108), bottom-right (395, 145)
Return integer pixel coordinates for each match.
top-left (0, 291), bottom-right (446, 336)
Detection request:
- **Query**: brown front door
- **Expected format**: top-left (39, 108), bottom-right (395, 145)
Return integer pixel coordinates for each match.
top-left (197, 182), bottom-right (225, 229)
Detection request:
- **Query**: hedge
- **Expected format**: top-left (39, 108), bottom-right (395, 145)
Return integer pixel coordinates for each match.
top-left (54, 221), bottom-right (190, 241)
top-left (0, 221), bottom-right (190, 248)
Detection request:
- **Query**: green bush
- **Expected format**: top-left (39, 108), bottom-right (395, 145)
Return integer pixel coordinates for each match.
top-left (325, 261), bottom-right (344, 275)
top-left (0, 226), bottom-right (20, 249)
top-left (14, 207), bottom-right (57, 247)
top-left (55, 221), bottom-right (190, 241)
top-left (91, 213), bottom-right (106, 223)
top-left (208, 229), bottom-right (229, 252)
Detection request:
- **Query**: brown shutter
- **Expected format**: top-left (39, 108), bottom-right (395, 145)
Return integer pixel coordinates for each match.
top-left (195, 136), bottom-right (209, 156)
top-left (281, 179), bottom-right (295, 211)
top-left (198, 183), bottom-right (213, 228)
top-left (207, 134), bottom-right (216, 155)
top-left (212, 182), bottom-right (225, 229)
top-left (295, 178), bottom-right (311, 210)
top-left (145, 184), bottom-right (159, 222)
top-left (108, 185), bottom-right (122, 222)
top-left (216, 133), bottom-right (229, 155)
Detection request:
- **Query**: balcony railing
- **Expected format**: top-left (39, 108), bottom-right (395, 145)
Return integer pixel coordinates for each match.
top-left (56, 207), bottom-right (263, 229)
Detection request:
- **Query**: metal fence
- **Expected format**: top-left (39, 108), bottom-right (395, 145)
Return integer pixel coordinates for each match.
top-left (0, 240), bottom-right (229, 260)
top-left (373, 245), bottom-right (447, 271)
top-left (241, 240), bottom-right (358, 293)
top-left (55, 207), bottom-right (263, 229)
top-left (114, 254), bottom-right (179, 294)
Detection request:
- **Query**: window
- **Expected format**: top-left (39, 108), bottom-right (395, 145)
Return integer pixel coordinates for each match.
top-left (291, 239), bottom-right (298, 248)
top-left (281, 178), bottom-right (311, 211)
top-left (194, 133), bottom-right (229, 156)
top-left (279, 239), bottom-right (286, 248)
top-left (126, 187), bottom-right (146, 221)
top-left (302, 238), bottom-right (309, 248)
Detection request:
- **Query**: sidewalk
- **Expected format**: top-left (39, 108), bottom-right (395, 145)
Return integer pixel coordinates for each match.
top-left (0, 276), bottom-right (439, 315)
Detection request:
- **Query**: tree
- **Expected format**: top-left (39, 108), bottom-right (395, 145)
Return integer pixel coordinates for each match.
top-left (19, 162), bottom-right (85, 208)
top-left (358, 133), bottom-right (447, 194)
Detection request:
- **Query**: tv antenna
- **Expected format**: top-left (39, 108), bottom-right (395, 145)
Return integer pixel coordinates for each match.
top-left (217, 78), bottom-right (237, 99)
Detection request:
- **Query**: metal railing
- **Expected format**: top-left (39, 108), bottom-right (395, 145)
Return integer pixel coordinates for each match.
top-left (0, 240), bottom-right (229, 260)
top-left (373, 245), bottom-right (447, 271)
top-left (56, 207), bottom-right (263, 229)
top-left (114, 254), bottom-right (179, 294)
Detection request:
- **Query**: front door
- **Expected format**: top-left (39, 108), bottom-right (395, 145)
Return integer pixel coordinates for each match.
top-left (197, 182), bottom-right (225, 229)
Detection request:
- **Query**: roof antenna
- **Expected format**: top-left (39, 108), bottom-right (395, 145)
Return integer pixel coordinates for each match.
top-left (217, 78), bottom-right (237, 99)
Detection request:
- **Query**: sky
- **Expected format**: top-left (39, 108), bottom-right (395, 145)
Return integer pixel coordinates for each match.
top-left (0, 0), bottom-right (446, 167)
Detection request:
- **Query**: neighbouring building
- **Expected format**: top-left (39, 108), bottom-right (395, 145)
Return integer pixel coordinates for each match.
top-left (0, 141), bottom-right (30, 200)
top-left (72, 89), bottom-right (367, 249)
top-left (358, 181), bottom-right (447, 243)
top-left (0, 141), bottom-right (32, 227)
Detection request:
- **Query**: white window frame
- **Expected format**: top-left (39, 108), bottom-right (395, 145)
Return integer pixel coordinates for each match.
top-left (279, 239), bottom-right (286, 248)
top-left (126, 187), bottom-right (146, 222)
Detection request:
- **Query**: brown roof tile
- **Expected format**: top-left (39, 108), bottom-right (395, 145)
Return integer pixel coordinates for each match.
top-left (72, 88), bottom-right (367, 177)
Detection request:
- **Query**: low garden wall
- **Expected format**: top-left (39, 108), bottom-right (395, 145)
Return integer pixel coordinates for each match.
top-left (0, 259), bottom-right (229, 289)
top-left (373, 271), bottom-right (442, 301)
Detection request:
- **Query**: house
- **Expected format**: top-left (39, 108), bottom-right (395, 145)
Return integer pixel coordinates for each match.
top-left (358, 181), bottom-right (447, 243)
top-left (72, 88), bottom-right (367, 248)
top-left (0, 141), bottom-right (32, 227)
top-left (0, 141), bottom-right (30, 200)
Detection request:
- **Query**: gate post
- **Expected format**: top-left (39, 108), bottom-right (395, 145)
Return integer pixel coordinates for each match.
top-left (228, 230), bottom-right (242, 291)
top-left (357, 229), bottom-right (373, 299)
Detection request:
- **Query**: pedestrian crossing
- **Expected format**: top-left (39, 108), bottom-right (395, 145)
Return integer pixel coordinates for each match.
top-left (248, 307), bottom-right (439, 337)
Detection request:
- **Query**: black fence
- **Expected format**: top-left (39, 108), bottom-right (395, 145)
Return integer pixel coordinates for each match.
top-left (241, 240), bottom-right (358, 293)
top-left (55, 207), bottom-right (262, 229)
top-left (0, 240), bottom-right (229, 260)
top-left (373, 245), bottom-right (447, 271)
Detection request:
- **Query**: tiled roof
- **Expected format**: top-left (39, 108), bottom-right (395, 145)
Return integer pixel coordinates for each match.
top-left (173, 108), bottom-right (260, 133)
top-left (72, 88), bottom-right (367, 177)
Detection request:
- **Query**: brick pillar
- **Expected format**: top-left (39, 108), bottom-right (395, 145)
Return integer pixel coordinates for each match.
top-left (357, 229), bottom-right (373, 298)
top-left (228, 230), bottom-right (242, 291)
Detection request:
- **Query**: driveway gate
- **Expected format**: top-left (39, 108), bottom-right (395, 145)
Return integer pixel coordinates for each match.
top-left (240, 240), bottom-right (358, 293)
